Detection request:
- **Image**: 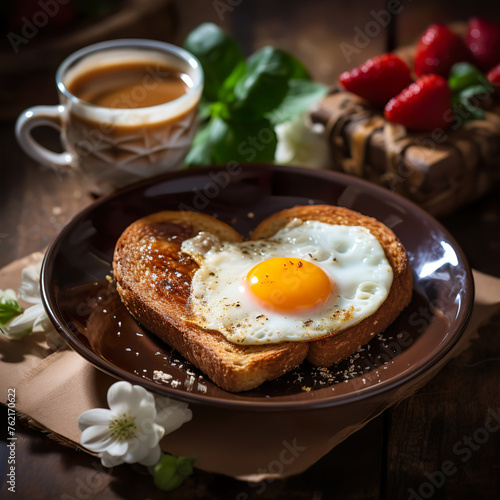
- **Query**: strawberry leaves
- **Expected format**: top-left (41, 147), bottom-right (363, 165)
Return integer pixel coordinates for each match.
top-left (384, 62), bottom-right (495, 131)
top-left (448, 62), bottom-right (495, 122)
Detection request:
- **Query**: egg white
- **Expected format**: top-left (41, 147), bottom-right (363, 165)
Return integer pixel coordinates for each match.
top-left (180, 220), bottom-right (393, 345)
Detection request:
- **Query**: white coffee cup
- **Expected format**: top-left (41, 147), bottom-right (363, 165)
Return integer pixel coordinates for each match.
top-left (16, 39), bottom-right (203, 192)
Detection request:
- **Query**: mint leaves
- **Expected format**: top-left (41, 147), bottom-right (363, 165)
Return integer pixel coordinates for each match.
top-left (0, 289), bottom-right (22, 325)
top-left (184, 23), bottom-right (244, 103)
top-left (448, 62), bottom-right (495, 121)
top-left (184, 23), bottom-right (327, 166)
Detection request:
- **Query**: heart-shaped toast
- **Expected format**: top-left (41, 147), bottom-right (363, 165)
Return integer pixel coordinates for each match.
top-left (113, 205), bottom-right (412, 392)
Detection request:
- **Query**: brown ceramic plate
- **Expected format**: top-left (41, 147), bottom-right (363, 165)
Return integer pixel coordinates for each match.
top-left (41, 164), bottom-right (473, 409)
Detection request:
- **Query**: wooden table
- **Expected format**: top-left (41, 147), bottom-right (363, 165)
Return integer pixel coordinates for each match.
top-left (1, 1), bottom-right (500, 498)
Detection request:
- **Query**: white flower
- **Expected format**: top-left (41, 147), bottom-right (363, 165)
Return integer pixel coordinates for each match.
top-left (78, 381), bottom-right (192, 468)
top-left (0, 288), bottom-right (18, 305)
top-left (0, 289), bottom-right (24, 339)
top-left (1, 257), bottom-right (63, 348)
top-left (3, 303), bottom-right (50, 339)
top-left (154, 395), bottom-right (193, 435)
top-left (275, 114), bottom-right (330, 169)
top-left (18, 260), bottom-right (43, 304)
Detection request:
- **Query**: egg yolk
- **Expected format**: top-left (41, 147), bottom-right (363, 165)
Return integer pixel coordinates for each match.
top-left (246, 257), bottom-right (332, 312)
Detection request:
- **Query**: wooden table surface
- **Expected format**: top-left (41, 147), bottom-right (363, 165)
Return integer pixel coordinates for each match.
top-left (1, 1), bottom-right (500, 498)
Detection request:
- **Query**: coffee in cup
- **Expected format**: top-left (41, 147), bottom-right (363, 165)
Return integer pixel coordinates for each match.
top-left (16, 39), bottom-right (203, 192)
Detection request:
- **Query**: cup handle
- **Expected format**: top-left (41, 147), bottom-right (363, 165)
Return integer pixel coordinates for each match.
top-left (16, 105), bottom-right (75, 168)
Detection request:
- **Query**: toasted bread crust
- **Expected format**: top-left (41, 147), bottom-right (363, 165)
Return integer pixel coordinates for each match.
top-left (113, 211), bottom-right (309, 392)
top-left (114, 205), bottom-right (412, 391)
top-left (251, 205), bottom-right (413, 366)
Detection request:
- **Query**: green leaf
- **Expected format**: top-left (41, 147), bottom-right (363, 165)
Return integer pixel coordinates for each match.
top-left (233, 47), bottom-right (311, 118)
top-left (185, 119), bottom-right (217, 166)
top-left (186, 115), bottom-right (277, 166)
top-left (448, 63), bottom-right (486, 92)
top-left (453, 101), bottom-right (485, 121)
top-left (452, 92), bottom-right (486, 122)
top-left (186, 115), bottom-right (237, 165)
top-left (226, 117), bottom-right (278, 163)
top-left (448, 62), bottom-right (494, 123)
top-left (198, 100), bottom-right (230, 122)
top-left (153, 455), bottom-right (196, 492)
top-left (184, 24), bottom-right (319, 166)
top-left (198, 100), bottom-right (214, 121)
top-left (0, 290), bottom-right (22, 325)
top-left (217, 60), bottom-right (247, 104)
top-left (267, 79), bottom-right (328, 125)
top-left (458, 84), bottom-right (494, 101)
top-left (184, 23), bottom-right (245, 103)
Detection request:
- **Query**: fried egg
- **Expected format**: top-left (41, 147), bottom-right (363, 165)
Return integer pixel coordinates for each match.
top-left (180, 219), bottom-right (393, 344)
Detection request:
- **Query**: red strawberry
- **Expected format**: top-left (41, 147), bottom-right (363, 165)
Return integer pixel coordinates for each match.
top-left (414, 23), bottom-right (473, 77)
top-left (467, 18), bottom-right (500, 71)
top-left (339, 53), bottom-right (412, 107)
top-left (384, 74), bottom-right (452, 131)
top-left (487, 63), bottom-right (500, 84)
top-left (487, 64), bottom-right (500, 94)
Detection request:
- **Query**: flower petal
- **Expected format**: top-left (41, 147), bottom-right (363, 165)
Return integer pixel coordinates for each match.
top-left (132, 389), bottom-right (156, 419)
top-left (18, 261), bottom-right (42, 304)
top-left (0, 289), bottom-right (18, 303)
top-left (100, 452), bottom-right (124, 468)
top-left (137, 445), bottom-right (162, 466)
top-left (1, 304), bottom-right (45, 339)
top-left (155, 397), bottom-right (193, 434)
top-left (78, 409), bottom-right (113, 431)
top-left (122, 435), bottom-right (157, 463)
top-left (107, 381), bottom-right (154, 414)
top-left (106, 440), bottom-right (129, 457)
top-left (131, 403), bottom-right (156, 425)
top-left (122, 437), bottom-right (161, 465)
top-left (275, 114), bottom-right (330, 169)
top-left (138, 422), bottom-right (165, 449)
top-left (80, 425), bottom-right (115, 452)
top-left (0, 324), bottom-right (30, 341)
top-left (32, 309), bottom-right (54, 333)
top-left (13, 303), bottom-right (43, 322)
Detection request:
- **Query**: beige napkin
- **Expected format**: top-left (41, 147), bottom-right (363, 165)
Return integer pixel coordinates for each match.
top-left (0, 253), bottom-right (112, 447)
top-left (1, 253), bottom-right (500, 478)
